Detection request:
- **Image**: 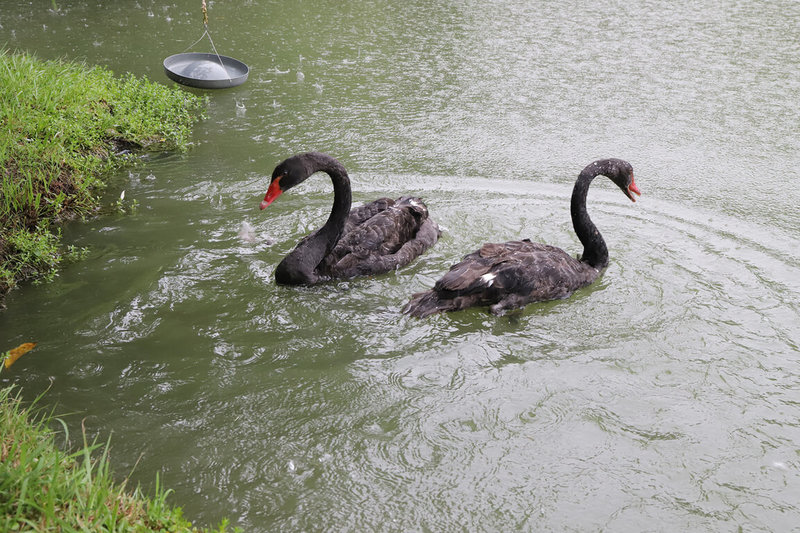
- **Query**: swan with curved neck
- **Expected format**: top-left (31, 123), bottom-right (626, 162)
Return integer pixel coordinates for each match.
top-left (403, 159), bottom-right (640, 317)
top-left (261, 152), bottom-right (440, 285)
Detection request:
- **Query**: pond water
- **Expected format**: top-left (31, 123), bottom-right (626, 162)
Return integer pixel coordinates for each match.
top-left (2, 0), bottom-right (800, 530)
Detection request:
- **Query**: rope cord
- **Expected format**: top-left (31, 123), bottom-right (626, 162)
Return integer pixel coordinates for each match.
top-left (182, 28), bottom-right (209, 53)
top-left (181, 0), bottom-right (232, 82)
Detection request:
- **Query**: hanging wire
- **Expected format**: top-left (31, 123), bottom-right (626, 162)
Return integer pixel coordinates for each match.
top-left (181, 0), bottom-right (232, 81)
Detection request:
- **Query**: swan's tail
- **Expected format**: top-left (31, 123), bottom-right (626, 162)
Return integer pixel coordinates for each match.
top-left (403, 290), bottom-right (452, 318)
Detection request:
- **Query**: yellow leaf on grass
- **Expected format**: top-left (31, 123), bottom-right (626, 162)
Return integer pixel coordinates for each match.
top-left (3, 342), bottom-right (37, 368)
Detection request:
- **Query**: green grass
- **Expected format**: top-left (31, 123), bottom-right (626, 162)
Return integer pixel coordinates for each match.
top-left (0, 52), bottom-right (225, 531)
top-left (0, 385), bottom-right (238, 532)
top-left (0, 49), bottom-right (206, 300)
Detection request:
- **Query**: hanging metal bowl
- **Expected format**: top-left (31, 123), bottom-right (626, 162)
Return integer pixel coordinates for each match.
top-left (163, 52), bottom-right (249, 89)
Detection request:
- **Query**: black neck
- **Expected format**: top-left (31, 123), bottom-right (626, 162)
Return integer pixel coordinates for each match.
top-left (314, 154), bottom-right (352, 247)
top-left (570, 163), bottom-right (608, 269)
top-left (275, 153), bottom-right (352, 284)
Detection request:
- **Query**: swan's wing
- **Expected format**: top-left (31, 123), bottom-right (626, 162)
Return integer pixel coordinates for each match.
top-left (424, 240), bottom-right (595, 307)
top-left (484, 241), bottom-right (597, 302)
top-left (343, 197), bottom-right (394, 234)
top-left (336, 203), bottom-right (419, 256)
top-left (326, 196), bottom-right (439, 277)
top-left (404, 242), bottom-right (526, 317)
top-left (405, 239), bottom-right (602, 317)
top-left (433, 241), bottom-right (539, 293)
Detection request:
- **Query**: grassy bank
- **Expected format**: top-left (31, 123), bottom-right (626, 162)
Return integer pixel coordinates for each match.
top-left (1, 51), bottom-right (224, 530)
top-left (1, 385), bottom-right (236, 532)
top-left (0, 50), bottom-right (206, 301)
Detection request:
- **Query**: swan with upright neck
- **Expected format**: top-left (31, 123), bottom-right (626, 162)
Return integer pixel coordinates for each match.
top-left (260, 152), bottom-right (440, 285)
top-left (403, 159), bottom-right (640, 317)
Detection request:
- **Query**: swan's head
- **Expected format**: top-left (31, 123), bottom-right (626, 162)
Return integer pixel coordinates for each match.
top-left (260, 152), bottom-right (340, 210)
top-left (603, 159), bottom-right (641, 202)
top-left (260, 154), bottom-right (312, 209)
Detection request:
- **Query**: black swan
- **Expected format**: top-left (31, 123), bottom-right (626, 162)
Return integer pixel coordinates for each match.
top-left (260, 152), bottom-right (440, 285)
top-left (403, 159), bottom-right (640, 317)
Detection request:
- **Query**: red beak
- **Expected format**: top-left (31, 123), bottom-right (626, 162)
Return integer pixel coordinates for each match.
top-left (260, 176), bottom-right (283, 210)
top-left (627, 177), bottom-right (641, 202)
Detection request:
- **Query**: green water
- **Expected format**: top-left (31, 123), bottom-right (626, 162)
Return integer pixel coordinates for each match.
top-left (2, 1), bottom-right (800, 530)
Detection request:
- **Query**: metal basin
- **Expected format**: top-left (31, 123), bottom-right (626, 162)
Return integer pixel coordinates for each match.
top-left (163, 52), bottom-right (249, 89)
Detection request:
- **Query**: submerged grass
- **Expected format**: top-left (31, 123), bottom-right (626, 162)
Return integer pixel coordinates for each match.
top-left (0, 49), bottom-right (206, 301)
top-left (0, 385), bottom-right (238, 532)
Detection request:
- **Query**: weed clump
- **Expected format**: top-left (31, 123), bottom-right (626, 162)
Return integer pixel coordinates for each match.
top-left (0, 50), bottom-right (206, 300)
top-left (0, 385), bottom-right (237, 532)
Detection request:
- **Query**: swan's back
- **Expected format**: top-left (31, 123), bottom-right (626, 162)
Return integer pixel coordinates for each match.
top-left (404, 239), bottom-right (599, 317)
top-left (323, 196), bottom-right (440, 279)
